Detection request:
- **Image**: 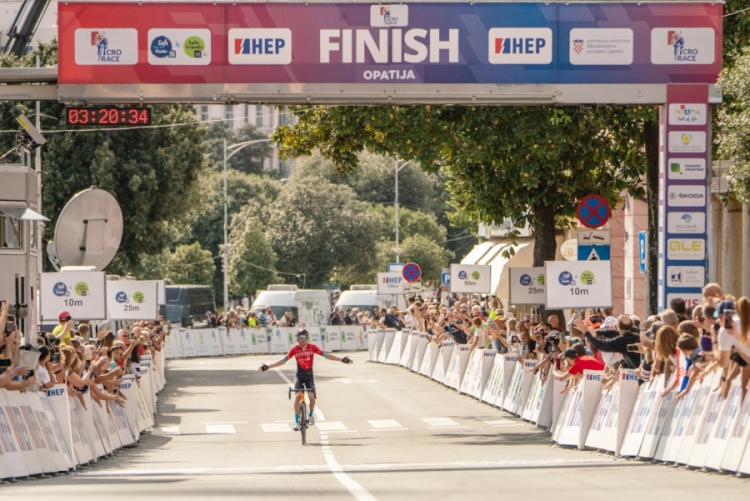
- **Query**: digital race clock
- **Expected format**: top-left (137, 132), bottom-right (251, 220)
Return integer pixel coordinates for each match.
top-left (65, 106), bottom-right (152, 126)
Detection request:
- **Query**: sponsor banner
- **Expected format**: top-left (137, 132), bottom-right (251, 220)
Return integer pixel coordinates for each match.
top-left (148, 29), bottom-right (211, 65)
top-left (667, 131), bottom-right (706, 153)
top-left (666, 266), bottom-right (705, 288)
top-left (650, 28), bottom-right (715, 65)
top-left (668, 103), bottom-right (707, 125)
top-left (106, 280), bottom-right (158, 320)
top-left (667, 158), bottom-right (706, 180)
top-left (40, 271), bottom-right (107, 321)
top-left (569, 28), bottom-right (633, 65)
top-left (667, 185), bottom-right (706, 207)
top-left (509, 267), bottom-right (545, 305)
top-left (377, 272), bottom-right (404, 295)
top-left (58, 3), bottom-right (723, 86)
top-left (667, 212), bottom-right (706, 234)
top-left (450, 264), bottom-right (492, 294)
top-left (544, 260), bottom-right (613, 309)
top-left (667, 238), bottom-right (705, 260)
top-left (666, 293), bottom-right (703, 311)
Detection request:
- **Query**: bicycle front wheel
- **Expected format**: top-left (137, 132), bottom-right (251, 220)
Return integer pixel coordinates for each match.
top-left (299, 401), bottom-right (308, 445)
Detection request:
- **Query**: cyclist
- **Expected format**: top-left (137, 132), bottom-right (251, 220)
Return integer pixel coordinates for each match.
top-left (258, 328), bottom-right (353, 430)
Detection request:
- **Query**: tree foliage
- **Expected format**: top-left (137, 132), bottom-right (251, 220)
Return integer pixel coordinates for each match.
top-left (228, 206), bottom-right (279, 296)
top-left (718, 47), bottom-right (750, 201)
top-left (204, 122), bottom-right (273, 175)
top-left (266, 176), bottom-right (379, 287)
top-left (138, 243), bottom-right (215, 285)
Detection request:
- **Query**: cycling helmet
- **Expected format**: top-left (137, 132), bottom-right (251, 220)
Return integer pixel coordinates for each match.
top-left (296, 329), bottom-right (309, 338)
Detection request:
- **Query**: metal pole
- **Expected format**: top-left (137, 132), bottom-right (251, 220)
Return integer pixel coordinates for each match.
top-left (223, 138), bottom-right (229, 312)
top-left (395, 159), bottom-right (400, 264)
top-left (34, 55), bottom-right (41, 341)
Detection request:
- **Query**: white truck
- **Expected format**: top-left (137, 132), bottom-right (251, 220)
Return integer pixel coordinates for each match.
top-left (251, 285), bottom-right (331, 327)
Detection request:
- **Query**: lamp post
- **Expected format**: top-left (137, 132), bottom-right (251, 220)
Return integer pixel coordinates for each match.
top-left (223, 138), bottom-right (273, 312)
top-left (394, 159), bottom-right (412, 264)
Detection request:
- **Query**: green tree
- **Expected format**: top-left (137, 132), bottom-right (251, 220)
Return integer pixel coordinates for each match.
top-left (392, 234), bottom-right (453, 284)
top-left (228, 206), bottom-right (279, 295)
top-left (274, 105), bottom-right (649, 270)
top-left (204, 121), bottom-right (273, 175)
top-left (367, 205), bottom-right (446, 246)
top-left (718, 47), bottom-right (750, 201)
top-left (163, 243), bottom-right (215, 285)
top-left (0, 41), bottom-right (206, 274)
top-left (266, 175), bottom-right (379, 287)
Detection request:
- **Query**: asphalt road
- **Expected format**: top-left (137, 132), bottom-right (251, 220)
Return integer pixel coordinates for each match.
top-left (5, 351), bottom-right (749, 500)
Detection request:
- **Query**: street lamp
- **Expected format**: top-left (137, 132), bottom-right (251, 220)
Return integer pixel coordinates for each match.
top-left (223, 138), bottom-right (274, 312)
top-left (394, 159), bottom-right (412, 264)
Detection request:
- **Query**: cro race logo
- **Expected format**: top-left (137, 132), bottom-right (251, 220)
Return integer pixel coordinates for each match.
top-left (90, 31), bottom-right (123, 63)
top-left (668, 30), bottom-right (698, 62)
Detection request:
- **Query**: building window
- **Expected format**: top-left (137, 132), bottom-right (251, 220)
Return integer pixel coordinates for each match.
top-left (278, 106), bottom-right (288, 126)
top-left (245, 104), bottom-right (250, 124)
top-left (199, 106), bottom-right (209, 122)
top-left (256, 105), bottom-right (264, 128)
top-left (0, 214), bottom-right (22, 249)
top-left (225, 104), bottom-right (234, 122)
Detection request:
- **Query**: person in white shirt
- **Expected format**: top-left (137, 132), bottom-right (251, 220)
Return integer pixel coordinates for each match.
top-left (470, 317), bottom-right (486, 353)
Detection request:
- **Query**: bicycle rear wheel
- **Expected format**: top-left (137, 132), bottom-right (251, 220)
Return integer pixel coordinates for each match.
top-left (299, 401), bottom-right (308, 445)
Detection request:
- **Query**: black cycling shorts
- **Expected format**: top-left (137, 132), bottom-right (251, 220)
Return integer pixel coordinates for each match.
top-left (294, 370), bottom-right (316, 392)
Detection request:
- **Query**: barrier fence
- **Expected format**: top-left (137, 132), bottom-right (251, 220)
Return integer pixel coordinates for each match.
top-left (368, 328), bottom-right (750, 476)
top-left (0, 350), bottom-right (166, 481)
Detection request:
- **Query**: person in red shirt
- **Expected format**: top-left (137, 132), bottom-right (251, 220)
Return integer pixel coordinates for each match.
top-left (554, 344), bottom-right (605, 390)
top-left (259, 329), bottom-right (353, 430)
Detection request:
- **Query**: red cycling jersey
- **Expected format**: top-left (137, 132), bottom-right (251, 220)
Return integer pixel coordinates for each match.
top-left (286, 343), bottom-right (324, 372)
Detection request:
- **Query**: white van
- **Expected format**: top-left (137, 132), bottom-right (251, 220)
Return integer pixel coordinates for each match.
top-left (251, 285), bottom-right (331, 327)
top-left (334, 285), bottom-right (406, 316)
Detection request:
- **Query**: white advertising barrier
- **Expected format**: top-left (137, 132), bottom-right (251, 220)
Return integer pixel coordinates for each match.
top-left (179, 329), bottom-right (199, 358)
top-left (40, 271), bottom-right (107, 321)
top-left (398, 330), bottom-right (416, 368)
top-left (355, 325), bottom-right (368, 351)
top-left (411, 333), bottom-right (430, 373)
top-left (509, 267), bottom-right (546, 305)
top-left (535, 377), bottom-right (566, 430)
top-left (0, 389), bottom-right (30, 479)
top-left (385, 330), bottom-right (406, 365)
top-left (106, 280), bottom-right (158, 320)
top-left (739, 424), bottom-right (750, 476)
top-left (431, 340), bottom-right (455, 384)
top-left (722, 380), bottom-right (750, 472)
top-left (599, 370), bottom-right (639, 455)
top-left (139, 360), bottom-right (156, 417)
top-left (443, 345), bottom-right (471, 391)
top-left (45, 384), bottom-right (75, 468)
top-left (324, 326), bottom-right (343, 352)
top-left (267, 327), bottom-right (295, 354)
top-left (29, 391), bottom-right (71, 473)
top-left (119, 375), bottom-right (141, 442)
top-left (367, 326), bottom-right (378, 355)
top-left (247, 328), bottom-right (269, 354)
top-left (109, 399), bottom-right (136, 447)
top-left (619, 375), bottom-right (659, 458)
top-left (76, 392), bottom-right (105, 460)
top-left (461, 350), bottom-right (496, 399)
top-left (340, 326), bottom-right (362, 351)
top-left (6, 391), bottom-right (52, 473)
top-left (675, 371), bottom-right (718, 465)
top-left (656, 380), bottom-right (698, 463)
top-left (544, 260), bottom-right (613, 310)
top-left (377, 329), bottom-right (397, 363)
top-left (220, 327), bottom-right (237, 355)
top-left (556, 370), bottom-right (603, 449)
top-left (69, 396), bottom-right (94, 465)
top-left (502, 359), bottom-right (537, 416)
top-left (368, 329), bottom-right (385, 361)
top-left (91, 395), bottom-right (114, 455)
top-left (450, 264), bottom-right (491, 294)
top-left (704, 378), bottom-right (743, 471)
top-left (687, 374), bottom-right (730, 469)
top-left (164, 329), bottom-right (184, 359)
top-left (481, 354), bottom-right (519, 407)
top-left (638, 385), bottom-right (677, 460)
top-left (4, 390), bottom-right (44, 475)
top-left (584, 381), bottom-right (615, 450)
top-left (194, 329), bottom-right (213, 357)
top-left (418, 342), bottom-right (439, 377)
top-left (207, 328), bottom-right (225, 356)
top-left (136, 382), bottom-right (154, 430)
top-left (548, 377), bottom-right (569, 434)
top-left (521, 371), bottom-right (545, 422)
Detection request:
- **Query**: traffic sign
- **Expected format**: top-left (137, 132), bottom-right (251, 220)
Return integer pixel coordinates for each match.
top-left (576, 195), bottom-right (611, 229)
top-left (577, 229), bottom-right (611, 245)
top-left (441, 269), bottom-right (451, 287)
top-left (578, 245), bottom-right (610, 261)
top-left (638, 231), bottom-right (647, 274)
top-left (402, 262), bottom-right (422, 283)
top-left (388, 263), bottom-right (404, 274)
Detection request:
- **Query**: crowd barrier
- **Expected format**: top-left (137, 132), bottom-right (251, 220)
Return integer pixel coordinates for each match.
top-left (165, 325), bottom-right (369, 359)
top-left (367, 329), bottom-right (750, 476)
top-left (0, 350), bottom-right (166, 482)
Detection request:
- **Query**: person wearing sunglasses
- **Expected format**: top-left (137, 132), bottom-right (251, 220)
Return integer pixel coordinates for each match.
top-left (258, 329), bottom-right (353, 431)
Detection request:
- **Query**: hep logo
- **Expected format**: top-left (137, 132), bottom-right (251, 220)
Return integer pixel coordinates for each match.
top-left (494, 37), bottom-right (547, 55)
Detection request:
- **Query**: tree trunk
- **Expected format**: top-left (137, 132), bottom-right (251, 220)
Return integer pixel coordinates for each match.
top-left (645, 118), bottom-right (659, 315)
top-left (532, 203), bottom-right (563, 323)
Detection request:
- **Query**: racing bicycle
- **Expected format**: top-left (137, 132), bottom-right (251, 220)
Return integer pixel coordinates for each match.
top-left (288, 384), bottom-right (316, 445)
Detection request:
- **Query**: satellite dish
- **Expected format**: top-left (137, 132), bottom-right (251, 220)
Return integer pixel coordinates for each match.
top-left (49, 187), bottom-right (123, 271)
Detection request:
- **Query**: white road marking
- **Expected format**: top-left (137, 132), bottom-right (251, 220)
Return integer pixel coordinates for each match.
top-left (316, 421), bottom-right (348, 431)
top-left (422, 417), bottom-right (461, 427)
top-left (204, 424), bottom-right (236, 434)
top-left (153, 425), bottom-right (180, 435)
top-left (202, 421), bottom-right (249, 425)
top-left (273, 369), bottom-right (376, 501)
top-left (367, 419), bottom-right (404, 429)
top-left (261, 423), bottom-right (292, 433)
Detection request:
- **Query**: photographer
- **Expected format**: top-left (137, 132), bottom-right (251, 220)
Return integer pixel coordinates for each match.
top-left (577, 315), bottom-right (641, 369)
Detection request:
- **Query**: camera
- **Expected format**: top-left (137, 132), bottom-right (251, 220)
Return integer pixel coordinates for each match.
top-left (724, 310), bottom-right (735, 330)
top-left (0, 358), bottom-right (11, 373)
